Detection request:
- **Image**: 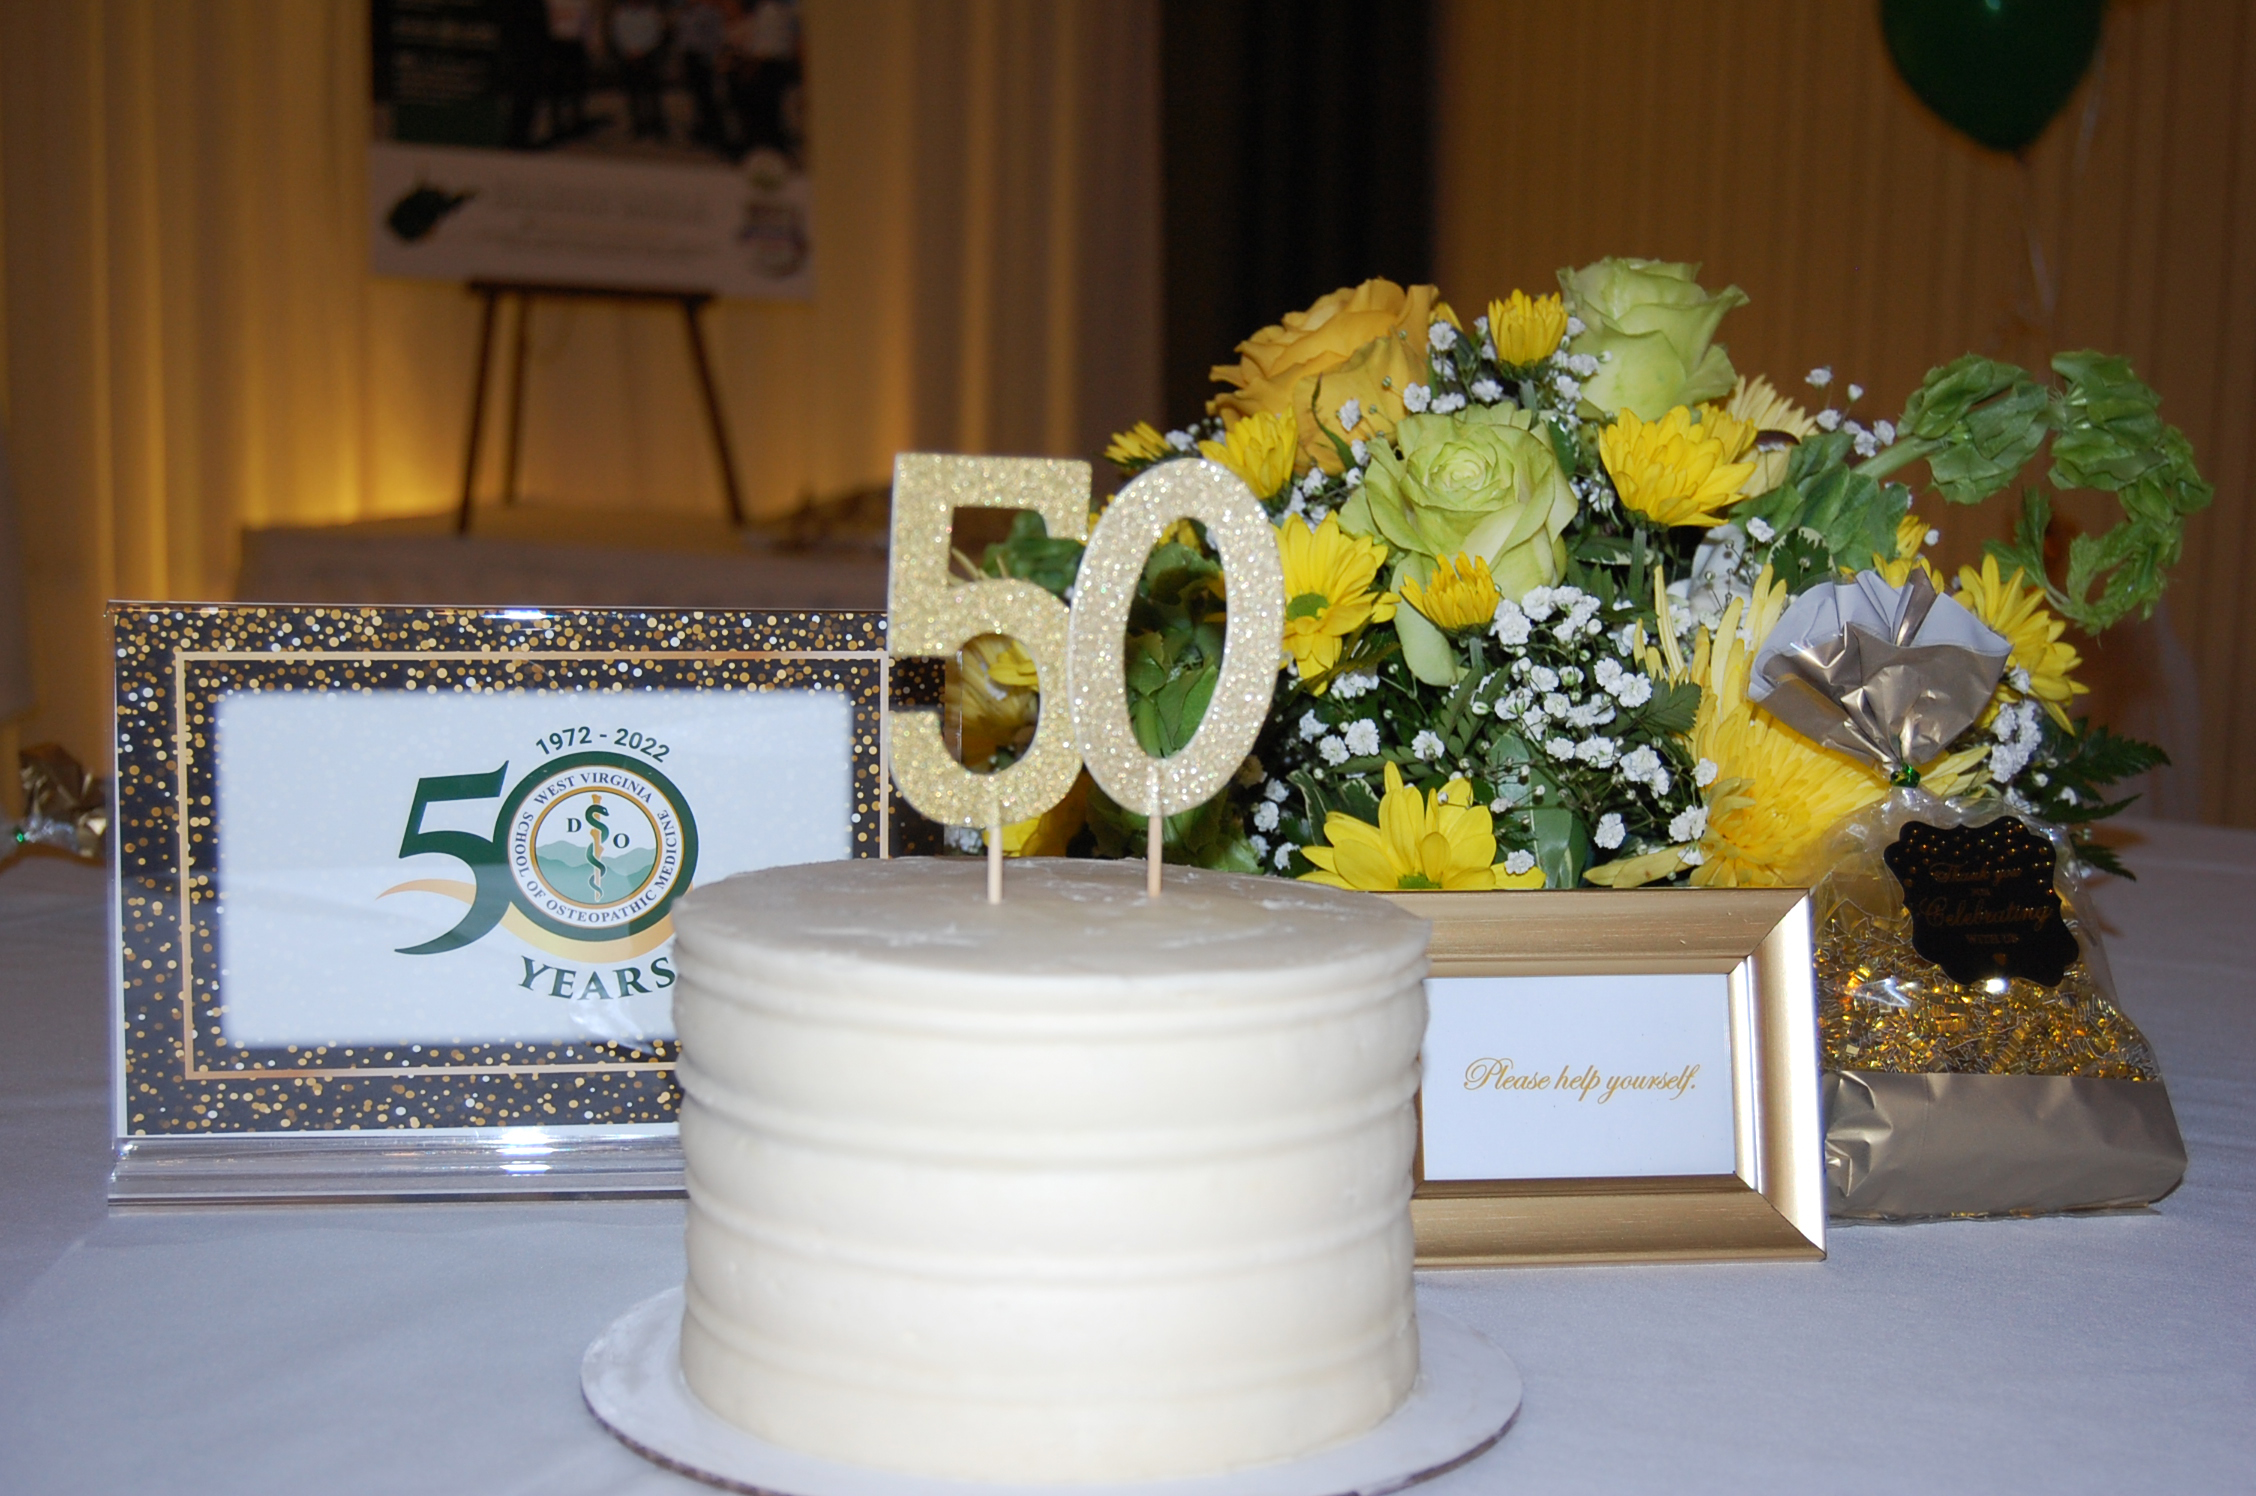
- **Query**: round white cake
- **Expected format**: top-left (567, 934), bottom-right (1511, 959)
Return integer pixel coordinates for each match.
top-left (668, 856), bottom-right (1431, 1483)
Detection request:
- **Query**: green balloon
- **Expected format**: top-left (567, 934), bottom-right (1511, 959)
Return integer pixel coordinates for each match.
top-left (1882, 0), bottom-right (2107, 155)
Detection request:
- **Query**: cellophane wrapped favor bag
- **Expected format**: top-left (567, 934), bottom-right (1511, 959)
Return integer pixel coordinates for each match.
top-left (1756, 572), bottom-right (2187, 1219)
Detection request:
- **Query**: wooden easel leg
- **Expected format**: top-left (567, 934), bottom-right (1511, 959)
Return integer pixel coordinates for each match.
top-left (682, 297), bottom-right (746, 526)
top-left (502, 292), bottom-right (532, 507)
top-left (455, 286), bottom-right (501, 535)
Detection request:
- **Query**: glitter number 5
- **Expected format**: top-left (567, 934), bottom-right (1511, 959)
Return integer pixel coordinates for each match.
top-left (885, 454), bottom-right (1090, 833)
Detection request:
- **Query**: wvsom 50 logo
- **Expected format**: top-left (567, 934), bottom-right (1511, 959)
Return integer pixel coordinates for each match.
top-left (384, 750), bottom-right (700, 977)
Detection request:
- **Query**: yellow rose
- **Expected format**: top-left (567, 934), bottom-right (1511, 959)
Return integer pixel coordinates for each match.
top-left (1296, 331), bottom-right (1425, 474)
top-left (1209, 279), bottom-right (1456, 467)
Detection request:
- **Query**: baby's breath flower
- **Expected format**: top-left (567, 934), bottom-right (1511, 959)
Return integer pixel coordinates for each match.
top-left (1412, 730), bottom-right (1446, 761)
top-left (1318, 735), bottom-right (1350, 765)
top-left (1299, 710), bottom-right (1326, 741)
top-left (1595, 813), bottom-right (1626, 850)
top-left (1668, 805), bottom-right (1708, 842)
top-left (1253, 800), bottom-right (1280, 832)
top-left (1806, 367), bottom-right (1833, 388)
top-left (1403, 383), bottom-right (1432, 413)
top-left (1503, 850), bottom-right (1537, 876)
top-left (1344, 719), bottom-right (1382, 756)
top-left (1491, 598), bottom-right (1531, 647)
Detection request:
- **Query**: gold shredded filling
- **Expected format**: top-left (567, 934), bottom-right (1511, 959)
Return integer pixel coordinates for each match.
top-left (1815, 897), bottom-right (2160, 1080)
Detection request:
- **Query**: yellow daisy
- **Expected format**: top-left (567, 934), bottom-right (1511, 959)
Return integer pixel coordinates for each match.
top-left (1278, 513), bottom-right (1396, 690)
top-left (1300, 763), bottom-right (1500, 891)
top-left (1956, 555), bottom-right (2088, 729)
top-left (1723, 376), bottom-right (1817, 496)
top-left (1870, 513), bottom-right (1941, 588)
top-left (995, 770), bottom-right (1089, 857)
top-left (1104, 421), bottom-right (1172, 469)
top-left (1399, 553), bottom-right (1501, 634)
top-left (1724, 374), bottom-right (1817, 439)
top-left (1487, 290), bottom-right (1568, 366)
top-left (948, 634), bottom-right (1040, 769)
top-left (1600, 405), bottom-right (1759, 529)
top-left (1198, 410), bottom-right (1297, 500)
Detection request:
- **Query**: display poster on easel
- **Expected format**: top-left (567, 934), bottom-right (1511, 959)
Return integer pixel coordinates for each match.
top-left (368, 0), bottom-right (812, 299)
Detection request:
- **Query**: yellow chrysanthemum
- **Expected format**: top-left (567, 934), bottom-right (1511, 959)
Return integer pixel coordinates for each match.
top-left (1487, 290), bottom-right (1568, 366)
top-left (1601, 405), bottom-right (1759, 529)
top-left (1684, 571), bottom-right (1890, 887)
top-left (1198, 410), bottom-right (1297, 500)
top-left (1696, 405), bottom-right (1760, 462)
top-left (1399, 553), bottom-right (1501, 634)
top-left (1300, 763), bottom-right (1501, 891)
top-left (1104, 421), bottom-right (1171, 468)
top-left (1278, 513), bottom-right (1395, 690)
top-left (948, 634), bottom-right (1039, 769)
top-left (1956, 555), bottom-right (2088, 729)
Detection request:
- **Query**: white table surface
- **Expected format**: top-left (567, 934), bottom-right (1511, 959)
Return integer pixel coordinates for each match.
top-left (2, 825), bottom-right (2251, 1495)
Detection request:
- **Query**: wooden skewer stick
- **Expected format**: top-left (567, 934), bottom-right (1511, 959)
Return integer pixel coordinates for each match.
top-left (1145, 765), bottom-right (1162, 898)
top-left (986, 787), bottom-right (1003, 905)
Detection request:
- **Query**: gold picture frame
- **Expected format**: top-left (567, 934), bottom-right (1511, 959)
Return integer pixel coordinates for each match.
top-left (1385, 888), bottom-right (1824, 1266)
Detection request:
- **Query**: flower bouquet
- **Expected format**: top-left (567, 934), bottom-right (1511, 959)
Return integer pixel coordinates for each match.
top-left (948, 258), bottom-right (2207, 1218)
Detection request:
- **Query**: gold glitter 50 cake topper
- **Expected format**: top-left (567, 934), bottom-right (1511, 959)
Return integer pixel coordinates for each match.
top-left (886, 453), bottom-right (1285, 899)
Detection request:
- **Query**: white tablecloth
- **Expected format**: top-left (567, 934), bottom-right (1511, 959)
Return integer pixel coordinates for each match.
top-left (2, 826), bottom-right (2252, 1494)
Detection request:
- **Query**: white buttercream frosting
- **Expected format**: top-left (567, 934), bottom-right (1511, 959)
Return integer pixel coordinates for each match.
top-left (670, 857), bottom-right (1431, 1482)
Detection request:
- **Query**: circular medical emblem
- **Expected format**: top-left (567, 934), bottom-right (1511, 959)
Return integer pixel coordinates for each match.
top-left (495, 751), bottom-right (700, 940)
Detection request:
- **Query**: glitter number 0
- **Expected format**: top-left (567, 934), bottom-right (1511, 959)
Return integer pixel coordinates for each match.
top-left (1066, 461), bottom-right (1285, 819)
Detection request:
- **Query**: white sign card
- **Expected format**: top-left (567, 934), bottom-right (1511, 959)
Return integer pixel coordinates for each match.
top-left (215, 687), bottom-right (850, 1048)
top-left (1420, 974), bottom-right (1737, 1181)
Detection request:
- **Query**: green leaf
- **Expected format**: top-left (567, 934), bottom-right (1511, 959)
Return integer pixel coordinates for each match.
top-left (1899, 355), bottom-right (2028, 439)
top-left (1524, 806), bottom-right (1592, 891)
top-left (1636, 681), bottom-right (1702, 737)
top-left (1925, 379), bottom-right (2054, 506)
top-left (982, 510), bottom-right (1086, 597)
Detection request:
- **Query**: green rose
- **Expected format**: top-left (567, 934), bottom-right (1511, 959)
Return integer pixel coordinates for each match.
top-left (1340, 406), bottom-right (1579, 684)
top-left (1558, 257), bottom-right (1748, 421)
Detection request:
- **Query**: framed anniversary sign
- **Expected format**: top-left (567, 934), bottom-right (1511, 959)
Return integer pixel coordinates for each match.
top-left (1392, 888), bottom-right (1824, 1265)
top-left (108, 604), bottom-right (933, 1202)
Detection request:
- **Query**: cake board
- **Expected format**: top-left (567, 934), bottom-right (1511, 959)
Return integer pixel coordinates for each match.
top-left (583, 1286), bottom-right (1522, 1496)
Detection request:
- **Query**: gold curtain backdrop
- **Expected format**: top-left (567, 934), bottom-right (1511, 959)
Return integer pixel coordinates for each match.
top-left (1436, 0), bottom-right (2252, 824)
top-left (0, 0), bottom-right (1160, 775)
top-left (6, 0), bottom-right (2253, 826)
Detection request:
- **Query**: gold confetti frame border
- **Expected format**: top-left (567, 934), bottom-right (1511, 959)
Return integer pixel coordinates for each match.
top-left (111, 604), bottom-right (938, 1139)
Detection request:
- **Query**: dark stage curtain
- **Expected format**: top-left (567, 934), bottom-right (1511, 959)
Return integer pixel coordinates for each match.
top-left (1159, 0), bottom-right (1435, 428)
